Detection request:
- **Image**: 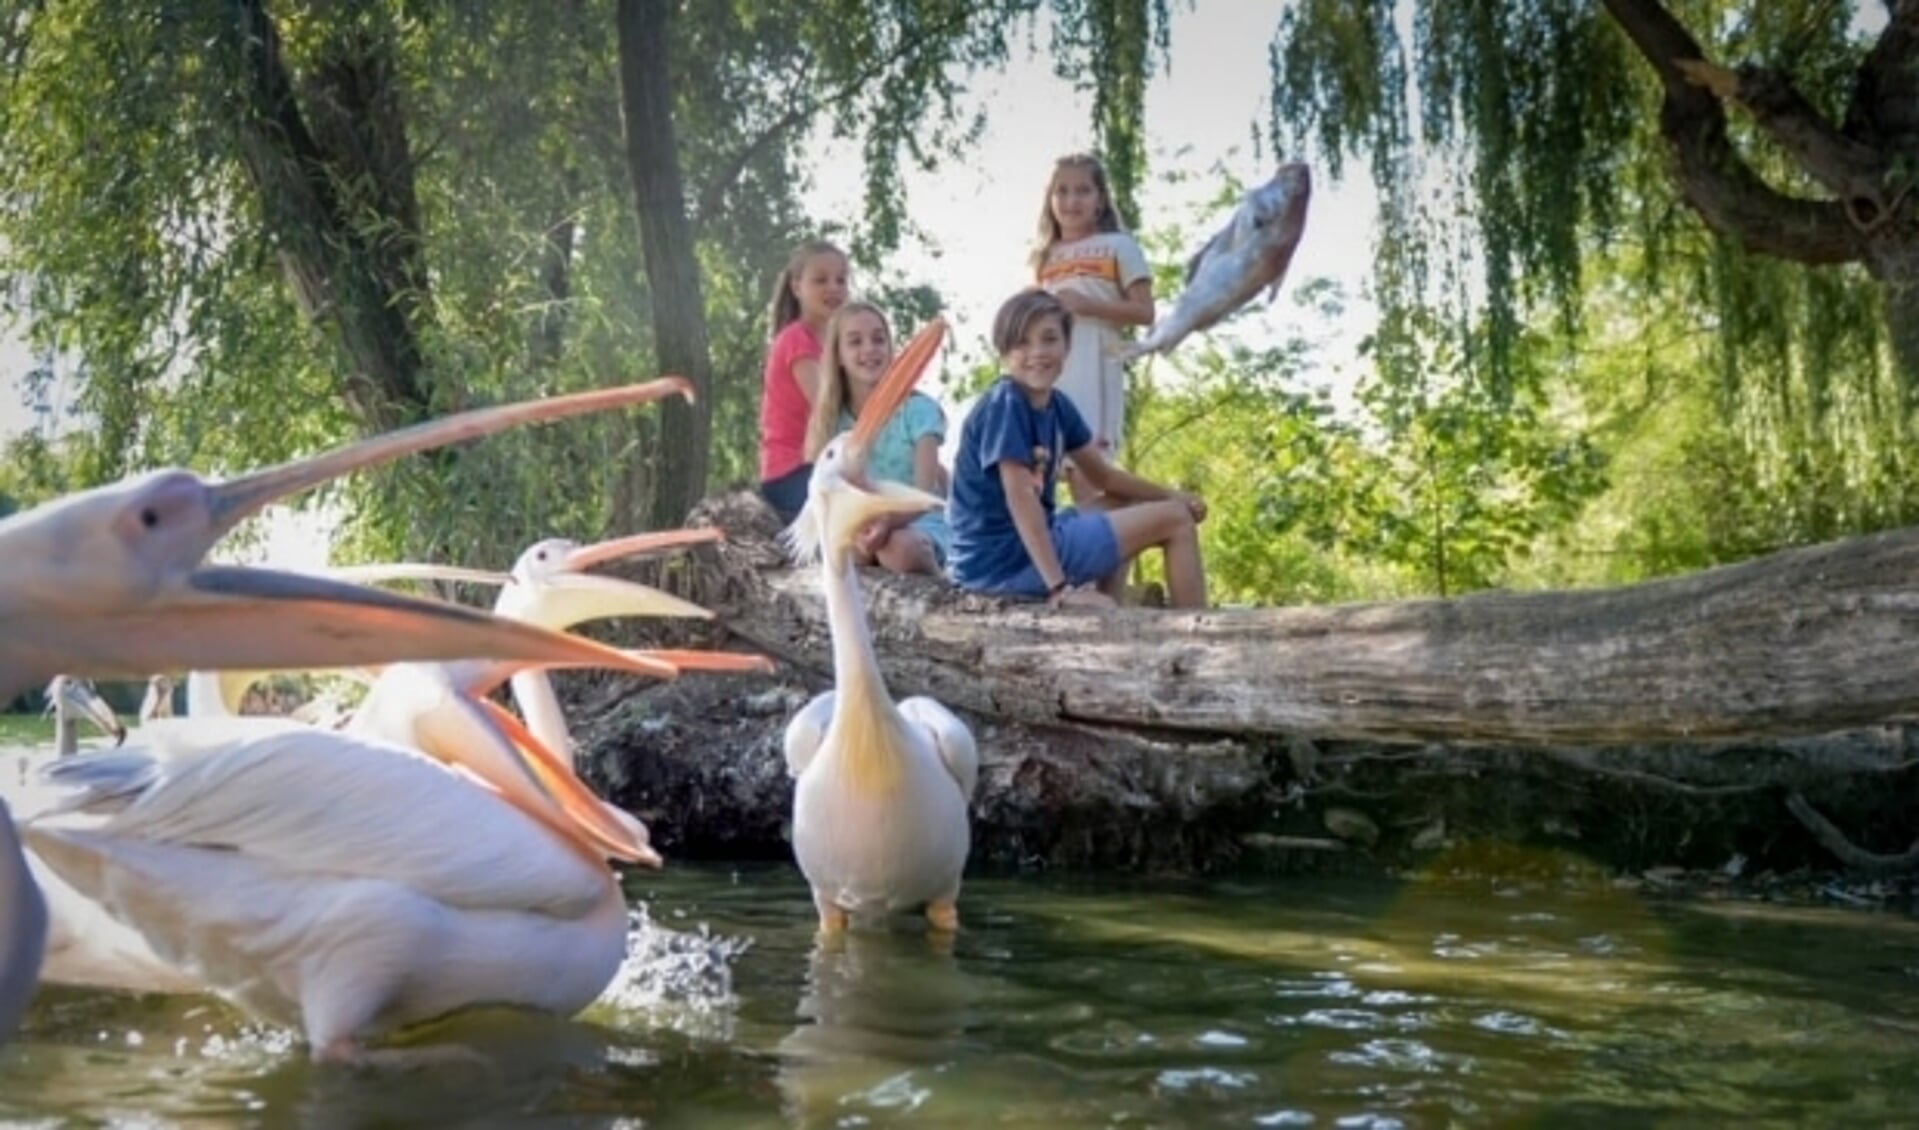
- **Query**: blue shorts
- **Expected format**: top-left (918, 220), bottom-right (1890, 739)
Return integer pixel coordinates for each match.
top-left (760, 463), bottom-right (812, 526)
top-left (912, 512), bottom-right (951, 567)
top-left (993, 509), bottom-right (1121, 597)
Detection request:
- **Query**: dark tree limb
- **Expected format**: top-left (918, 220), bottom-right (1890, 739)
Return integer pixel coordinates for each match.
top-left (1601, 0), bottom-right (1864, 264)
top-left (1786, 791), bottom-right (1919, 874)
top-left (1673, 58), bottom-right (1897, 231)
top-left (615, 0), bottom-right (714, 530)
top-left (226, 0), bottom-right (432, 431)
top-left (689, 4), bottom-right (982, 231)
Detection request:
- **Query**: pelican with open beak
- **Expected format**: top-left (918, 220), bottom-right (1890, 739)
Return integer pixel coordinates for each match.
top-left (781, 319), bottom-right (980, 934)
top-left (0, 378), bottom-right (695, 701)
top-left (0, 377), bottom-right (691, 1049)
top-left (484, 527), bottom-right (769, 765)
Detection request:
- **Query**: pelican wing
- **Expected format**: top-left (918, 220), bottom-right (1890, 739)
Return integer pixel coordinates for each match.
top-left (898, 696), bottom-right (978, 801)
top-left (783, 691), bottom-right (836, 779)
top-left (35, 716), bottom-right (308, 818)
top-left (28, 727), bottom-right (607, 919)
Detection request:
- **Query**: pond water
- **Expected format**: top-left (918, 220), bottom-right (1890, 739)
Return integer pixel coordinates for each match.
top-left (3, 852), bottom-right (1917, 1127)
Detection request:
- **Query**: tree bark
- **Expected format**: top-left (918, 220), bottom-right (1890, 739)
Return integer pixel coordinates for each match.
top-left (226, 0), bottom-right (434, 432)
top-left (570, 492), bottom-right (1919, 876)
top-left (615, 0), bottom-right (714, 532)
top-left (673, 493), bottom-right (1919, 747)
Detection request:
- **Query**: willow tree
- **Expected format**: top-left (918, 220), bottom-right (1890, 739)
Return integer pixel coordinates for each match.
top-left (1269, 2), bottom-right (1917, 552)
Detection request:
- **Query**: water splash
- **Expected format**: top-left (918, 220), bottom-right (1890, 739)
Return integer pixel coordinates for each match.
top-left (591, 903), bottom-right (754, 1040)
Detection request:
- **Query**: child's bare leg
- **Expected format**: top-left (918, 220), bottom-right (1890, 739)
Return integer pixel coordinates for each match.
top-left (1107, 500), bottom-right (1207, 608)
top-left (875, 529), bottom-right (939, 575)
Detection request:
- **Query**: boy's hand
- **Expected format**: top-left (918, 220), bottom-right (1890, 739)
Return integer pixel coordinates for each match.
top-left (1051, 584), bottom-right (1116, 610)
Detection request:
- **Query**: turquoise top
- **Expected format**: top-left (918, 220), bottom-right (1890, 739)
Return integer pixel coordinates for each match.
top-left (836, 390), bottom-right (950, 558)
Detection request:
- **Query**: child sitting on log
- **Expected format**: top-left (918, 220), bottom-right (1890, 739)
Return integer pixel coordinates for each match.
top-left (947, 288), bottom-right (1209, 608)
top-left (802, 300), bottom-right (952, 574)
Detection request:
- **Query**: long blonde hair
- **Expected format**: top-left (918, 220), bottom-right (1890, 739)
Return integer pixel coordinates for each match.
top-left (804, 301), bottom-right (891, 461)
top-left (766, 240), bottom-right (847, 338)
top-left (1028, 152), bottom-right (1127, 273)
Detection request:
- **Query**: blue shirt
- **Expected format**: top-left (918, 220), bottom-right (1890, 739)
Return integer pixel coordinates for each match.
top-left (948, 377), bottom-right (1092, 588)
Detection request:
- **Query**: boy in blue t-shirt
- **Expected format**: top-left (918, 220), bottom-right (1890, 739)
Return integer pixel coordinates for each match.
top-left (948, 288), bottom-right (1212, 608)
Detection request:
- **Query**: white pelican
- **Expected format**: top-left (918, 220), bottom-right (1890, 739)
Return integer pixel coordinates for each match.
top-left (138, 674), bottom-right (175, 723)
top-left (22, 703), bottom-right (664, 1064)
top-left (0, 377), bottom-right (693, 1047)
top-left (489, 528), bottom-right (733, 762)
top-left (47, 675), bottom-right (127, 756)
top-left (0, 376), bottom-right (694, 701)
top-left (782, 320), bottom-right (980, 933)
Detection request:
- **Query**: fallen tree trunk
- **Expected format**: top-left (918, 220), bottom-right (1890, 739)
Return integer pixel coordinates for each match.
top-left (674, 493), bottom-right (1919, 746)
top-left (568, 493), bottom-right (1919, 878)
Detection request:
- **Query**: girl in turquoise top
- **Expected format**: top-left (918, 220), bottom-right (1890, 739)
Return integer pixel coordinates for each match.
top-left (803, 301), bottom-right (952, 574)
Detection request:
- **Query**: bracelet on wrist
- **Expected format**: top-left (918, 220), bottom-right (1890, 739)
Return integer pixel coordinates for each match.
top-left (1047, 578), bottom-right (1068, 597)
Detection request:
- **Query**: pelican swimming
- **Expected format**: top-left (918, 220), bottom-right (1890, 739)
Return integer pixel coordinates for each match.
top-left (782, 320), bottom-right (980, 933)
top-left (23, 698), bottom-right (665, 1064)
top-left (0, 377), bottom-right (693, 1047)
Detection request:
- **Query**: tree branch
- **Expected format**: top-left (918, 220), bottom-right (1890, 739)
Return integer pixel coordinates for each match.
top-left (691, 5), bottom-right (980, 229)
top-left (1674, 58), bottom-right (1897, 230)
top-left (1600, 0), bottom-right (1864, 265)
top-left (1785, 791), bottom-right (1919, 874)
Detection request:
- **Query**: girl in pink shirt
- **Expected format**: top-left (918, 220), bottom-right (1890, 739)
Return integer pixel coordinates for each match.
top-left (759, 240), bottom-right (849, 522)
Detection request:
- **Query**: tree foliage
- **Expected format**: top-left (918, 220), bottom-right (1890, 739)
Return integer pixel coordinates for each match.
top-left (1267, 0), bottom-right (1919, 575)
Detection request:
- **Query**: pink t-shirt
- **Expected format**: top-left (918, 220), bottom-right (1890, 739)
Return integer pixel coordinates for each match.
top-left (758, 320), bottom-right (821, 481)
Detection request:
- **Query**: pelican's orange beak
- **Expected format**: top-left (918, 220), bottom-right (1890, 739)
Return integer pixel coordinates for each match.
top-left (477, 699), bottom-right (664, 867)
top-left (561, 527), bottom-right (724, 573)
top-left (843, 317), bottom-right (945, 478)
top-left (631, 649), bottom-right (776, 674)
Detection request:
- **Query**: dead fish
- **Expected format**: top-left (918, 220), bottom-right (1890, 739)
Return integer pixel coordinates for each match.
top-left (1116, 163), bottom-right (1311, 362)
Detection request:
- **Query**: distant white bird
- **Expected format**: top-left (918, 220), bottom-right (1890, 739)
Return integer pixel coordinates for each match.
top-left (0, 376), bottom-right (694, 1047)
top-left (138, 674), bottom-right (175, 723)
top-left (47, 674), bottom-right (127, 756)
top-left (782, 320), bottom-right (979, 934)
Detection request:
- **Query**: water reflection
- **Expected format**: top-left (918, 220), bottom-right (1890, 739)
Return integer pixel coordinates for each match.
top-left (776, 927), bottom-right (980, 1127)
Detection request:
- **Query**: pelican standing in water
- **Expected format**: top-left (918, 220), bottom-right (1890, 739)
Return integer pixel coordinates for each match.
top-left (0, 377), bottom-right (694, 1048)
top-left (782, 320), bottom-right (979, 934)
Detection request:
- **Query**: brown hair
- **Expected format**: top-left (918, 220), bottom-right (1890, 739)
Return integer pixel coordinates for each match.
top-left (766, 240), bottom-right (847, 337)
top-left (992, 288), bottom-right (1074, 358)
top-left (804, 301), bottom-right (892, 460)
top-left (1028, 152), bottom-right (1127, 272)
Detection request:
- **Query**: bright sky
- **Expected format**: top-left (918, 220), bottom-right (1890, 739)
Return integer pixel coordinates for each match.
top-left (806, 1), bottom-right (1376, 382)
top-left (0, 1), bottom-right (1378, 568)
